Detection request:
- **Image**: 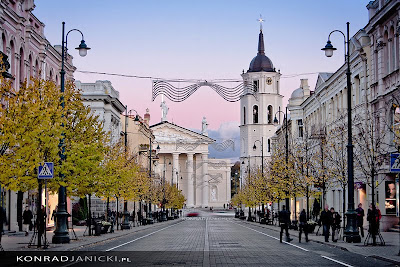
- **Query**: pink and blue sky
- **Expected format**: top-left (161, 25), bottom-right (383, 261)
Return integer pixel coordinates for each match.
top-left (35, 0), bottom-right (370, 159)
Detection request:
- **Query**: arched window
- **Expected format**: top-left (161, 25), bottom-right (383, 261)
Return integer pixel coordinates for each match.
top-left (35, 59), bottom-right (39, 77)
top-left (49, 69), bottom-right (53, 81)
top-left (384, 31), bottom-right (389, 74)
top-left (390, 26), bottom-right (395, 72)
top-left (28, 54), bottom-right (32, 80)
top-left (253, 105), bottom-right (258, 123)
top-left (19, 47), bottom-right (24, 85)
top-left (267, 105), bottom-right (273, 124)
top-left (1, 33), bottom-right (5, 53)
top-left (267, 139), bottom-right (271, 152)
top-left (243, 106), bottom-right (246, 124)
top-left (10, 40), bottom-right (14, 76)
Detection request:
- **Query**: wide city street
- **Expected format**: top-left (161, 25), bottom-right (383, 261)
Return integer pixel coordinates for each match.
top-left (66, 209), bottom-right (393, 267)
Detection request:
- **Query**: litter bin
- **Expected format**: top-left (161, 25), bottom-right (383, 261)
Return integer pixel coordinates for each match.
top-left (94, 222), bottom-right (102, 236)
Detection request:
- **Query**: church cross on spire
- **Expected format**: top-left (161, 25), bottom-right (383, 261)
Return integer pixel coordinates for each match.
top-left (257, 14), bottom-right (264, 32)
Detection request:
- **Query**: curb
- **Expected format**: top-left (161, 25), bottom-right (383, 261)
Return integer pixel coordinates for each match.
top-left (66, 218), bottom-right (184, 251)
top-left (237, 218), bottom-right (350, 251)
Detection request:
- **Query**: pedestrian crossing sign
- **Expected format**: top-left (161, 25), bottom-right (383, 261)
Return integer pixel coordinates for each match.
top-left (38, 162), bottom-right (54, 179)
top-left (390, 153), bottom-right (400, 172)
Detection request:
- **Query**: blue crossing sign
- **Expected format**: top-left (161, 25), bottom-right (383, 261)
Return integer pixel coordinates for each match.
top-left (38, 162), bottom-right (54, 179)
top-left (390, 153), bottom-right (400, 173)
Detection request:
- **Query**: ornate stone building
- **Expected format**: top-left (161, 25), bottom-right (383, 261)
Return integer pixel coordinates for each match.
top-left (240, 26), bottom-right (283, 184)
top-left (151, 111), bottom-right (231, 208)
top-left (0, 0), bottom-right (75, 232)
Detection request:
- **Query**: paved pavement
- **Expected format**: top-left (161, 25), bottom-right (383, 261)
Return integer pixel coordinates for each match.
top-left (1, 208), bottom-right (399, 267)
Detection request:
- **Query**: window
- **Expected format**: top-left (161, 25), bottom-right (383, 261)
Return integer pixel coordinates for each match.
top-left (384, 31), bottom-right (389, 74)
top-left (253, 105), bottom-right (258, 123)
top-left (297, 119), bottom-right (303, 138)
top-left (243, 106), bottom-right (246, 124)
top-left (253, 80), bottom-right (259, 92)
top-left (267, 105), bottom-right (273, 124)
top-left (267, 139), bottom-right (271, 152)
top-left (390, 27), bottom-right (395, 72)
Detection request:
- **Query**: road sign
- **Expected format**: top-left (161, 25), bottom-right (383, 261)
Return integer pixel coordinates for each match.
top-left (390, 153), bottom-right (400, 173)
top-left (38, 162), bottom-right (54, 179)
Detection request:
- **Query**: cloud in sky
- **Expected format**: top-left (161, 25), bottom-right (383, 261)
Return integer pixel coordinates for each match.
top-left (192, 121), bottom-right (240, 162)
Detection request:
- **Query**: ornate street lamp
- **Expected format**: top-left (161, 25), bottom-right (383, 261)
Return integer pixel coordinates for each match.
top-left (322, 22), bottom-right (360, 243)
top-left (53, 22), bottom-right (90, 244)
top-left (274, 107), bottom-right (289, 212)
top-left (253, 138), bottom-right (264, 214)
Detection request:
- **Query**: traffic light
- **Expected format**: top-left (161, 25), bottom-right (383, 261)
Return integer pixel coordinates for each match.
top-left (0, 51), bottom-right (13, 79)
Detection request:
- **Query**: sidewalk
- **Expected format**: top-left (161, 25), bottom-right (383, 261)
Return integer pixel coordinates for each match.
top-left (1, 218), bottom-right (183, 251)
top-left (242, 218), bottom-right (400, 264)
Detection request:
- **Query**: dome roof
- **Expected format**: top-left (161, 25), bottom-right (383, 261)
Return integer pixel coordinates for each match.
top-left (249, 54), bottom-right (274, 72)
top-left (248, 30), bottom-right (274, 72)
top-left (290, 88), bottom-right (303, 99)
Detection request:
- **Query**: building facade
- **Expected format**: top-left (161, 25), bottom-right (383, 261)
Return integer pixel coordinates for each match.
top-left (272, 0), bottom-right (400, 231)
top-left (76, 80), bottom-right (126, 214)
top-left (240, 27), bottom-right (283, 185)
top-left (151, 118), bottom-right (231, 208)
top-left (0, 0), bottom-right (75, 232)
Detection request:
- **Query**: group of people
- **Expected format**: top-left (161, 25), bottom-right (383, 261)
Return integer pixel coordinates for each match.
top-left (278, 202), bottom-right (382, 244)
top-left (319, 205), bottom-right (342, 242)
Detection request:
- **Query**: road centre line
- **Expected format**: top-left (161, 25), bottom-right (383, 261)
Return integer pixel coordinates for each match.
top-left (321, 256), bottom-right (354, 267)
top-left (105, 221), bottom-right (184, 251)
top-left (232, 221), bottom-right (309, 252)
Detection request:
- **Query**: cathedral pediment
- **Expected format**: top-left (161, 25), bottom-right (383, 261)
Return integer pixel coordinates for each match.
top-left (150, 121), bottom-right (214, 144)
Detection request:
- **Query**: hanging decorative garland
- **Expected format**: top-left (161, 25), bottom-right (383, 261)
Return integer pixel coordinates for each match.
top-left (152, 80), bottom-right (257, 102)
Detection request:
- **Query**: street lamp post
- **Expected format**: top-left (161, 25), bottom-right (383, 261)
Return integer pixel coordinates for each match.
top-left (53, 22), bottom-right (90, 244)
top-left (253, 137), bottom-right (264, 213)
top-left (274, 107), bottom-right (289, 212)
top-left (121, 108), bottom-right (139, 230)
top-left (322, 22), bottom-right (360, 243)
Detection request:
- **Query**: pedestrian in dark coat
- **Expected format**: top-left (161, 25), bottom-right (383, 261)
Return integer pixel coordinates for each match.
top-left (279, 205), bottom-right (292, 243)
top-left (355, 203), bottom-right (365, 237)
top-left (22, 206), bottom-right (33, 236)
top-left (331, 208), bottom-right (341, 242)
top-left (320, 205), bottom-right (332, 242)
top-left (299, 209), bottom-right (308, 243)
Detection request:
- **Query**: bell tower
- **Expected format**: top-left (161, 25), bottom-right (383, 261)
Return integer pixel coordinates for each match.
top-left (239, 23), bottom-right (283, 184)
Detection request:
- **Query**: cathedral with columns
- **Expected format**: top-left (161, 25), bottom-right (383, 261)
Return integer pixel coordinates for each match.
top-left (150, 105), bottom-right (231, 208)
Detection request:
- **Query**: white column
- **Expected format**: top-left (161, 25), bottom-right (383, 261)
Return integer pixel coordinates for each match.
top-left (202, 153), bottom-right (209, 208)
top-left (226, 168), bottom-right (231, 204)
top-left (172, 153), bottom-right (179, 186)
top-left (187, 153), bottom-right (194, 207)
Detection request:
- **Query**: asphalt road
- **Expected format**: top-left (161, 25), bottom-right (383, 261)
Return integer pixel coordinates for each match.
top-left (64, 209), bottom-right (393, 267)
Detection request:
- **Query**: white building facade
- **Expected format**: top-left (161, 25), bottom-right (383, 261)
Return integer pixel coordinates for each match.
top-left (76, 80), bottom-right (126, 214)
top-left (240, 27), bottom-right (283, 184)
top-left (151, 120), bottom-right (231, 208)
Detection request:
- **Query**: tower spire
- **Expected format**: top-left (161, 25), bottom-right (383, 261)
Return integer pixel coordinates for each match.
top-left (257, 15), bottom-right (265, 55)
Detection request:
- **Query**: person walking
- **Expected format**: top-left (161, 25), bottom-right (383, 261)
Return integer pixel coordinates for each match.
top-left (320, 205), bottom-right (332, 242)
top-left (22, 206), bottom-right (33, 236)
top-left (331, 207), bottom-right (341, 242)
top-left (299, 209), bottom-right (308, 243)
top-left (355, 203), bottom-right (365, 238)
top-left (367, 204), bottom-right (380, 245)
top-left (279, 205), bottom-right (292, 243)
